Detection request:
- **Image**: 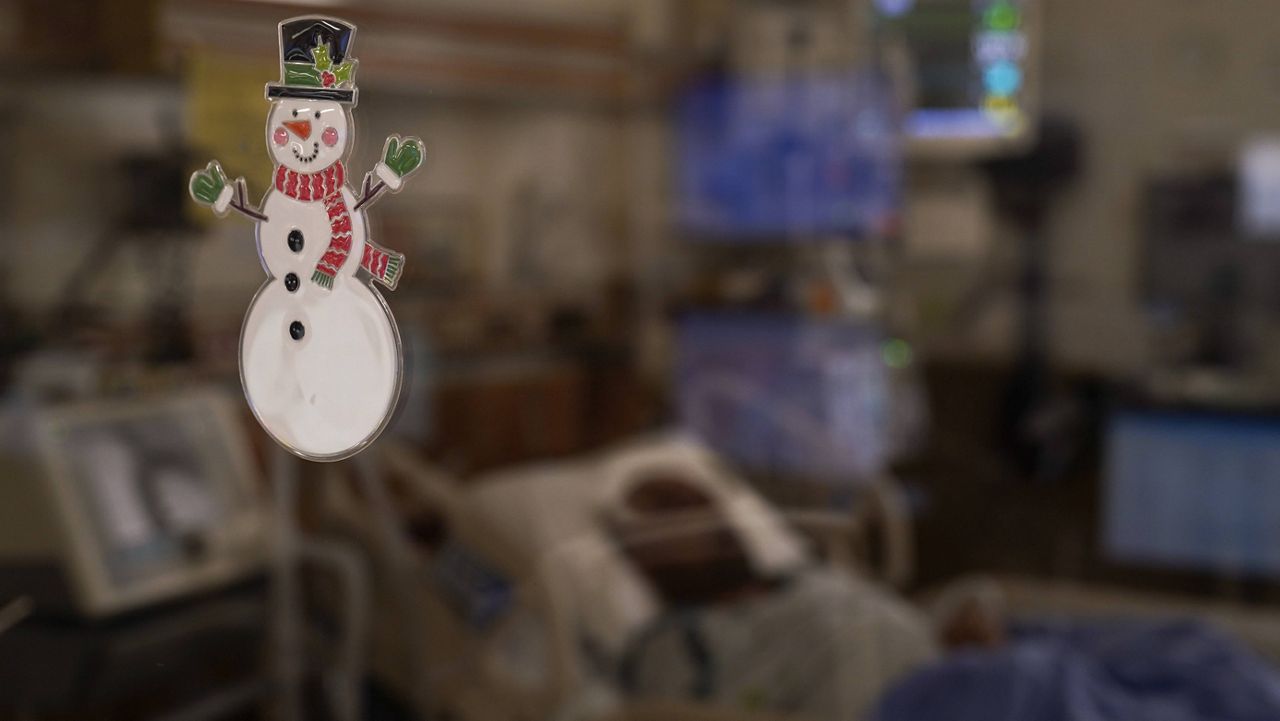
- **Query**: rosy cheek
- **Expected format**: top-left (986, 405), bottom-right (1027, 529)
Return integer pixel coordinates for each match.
top-left (272, 127), bottom-right (288, 146)
top-left (321, 127), bottom-right (339, 147)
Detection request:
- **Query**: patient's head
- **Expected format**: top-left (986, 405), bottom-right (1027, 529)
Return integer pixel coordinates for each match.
top-left (609, 469), bottom-right (765, 606)
top-left (623, 473), bottom-right (715, 514)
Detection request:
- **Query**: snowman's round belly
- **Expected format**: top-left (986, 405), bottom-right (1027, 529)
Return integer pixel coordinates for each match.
top-left (240, 277), bottom-right (401, 460)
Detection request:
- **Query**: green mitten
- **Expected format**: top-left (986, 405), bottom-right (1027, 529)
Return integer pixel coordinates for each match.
top-left (383, 137), bottom-right (423, 179)
top-left (190, 161), bottom-right (227, 206)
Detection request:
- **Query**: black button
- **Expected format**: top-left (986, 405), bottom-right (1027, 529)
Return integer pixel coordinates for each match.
top-left (289, 321), bottom-right (305, 341)
top-left (284, 273), bottom-right (299, 292)
top-left (287, 229), bottom-right (304, 253)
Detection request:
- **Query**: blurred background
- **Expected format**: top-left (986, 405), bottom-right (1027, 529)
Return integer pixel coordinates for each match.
top-left (6, 0), bottom-right (1280, 719)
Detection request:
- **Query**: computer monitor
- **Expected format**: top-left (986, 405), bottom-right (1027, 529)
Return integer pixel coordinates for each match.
top-left (873, 0), bottom-right (1039, 157)
top-left (1104, 408), bottom-right (1280, 577)
top-left (0, 390), bottom-right (267, 616)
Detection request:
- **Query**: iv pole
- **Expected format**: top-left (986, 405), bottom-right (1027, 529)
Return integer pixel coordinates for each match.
top-left (269, 448), bottom-right (371, 721)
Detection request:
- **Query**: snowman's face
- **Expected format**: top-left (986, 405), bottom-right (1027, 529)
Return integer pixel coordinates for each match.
top-left (267, 100), bottom-right (349, 172)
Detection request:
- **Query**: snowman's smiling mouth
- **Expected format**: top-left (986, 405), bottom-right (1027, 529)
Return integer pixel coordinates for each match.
top-left (292, 142), bottom-right (321, 164)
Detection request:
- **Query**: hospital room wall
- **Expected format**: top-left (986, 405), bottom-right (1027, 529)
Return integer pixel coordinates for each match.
top-left (1035, 0), bottom-right (1280, 373)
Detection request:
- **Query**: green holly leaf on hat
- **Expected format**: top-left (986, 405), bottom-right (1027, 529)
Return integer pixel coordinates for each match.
top-left (311, 44), bottom-right (333, 71)
top-left (190, 161), bottom-right (227, 206)
top-left (332, 61), bottom-right (355, 85)
top-left (383, 137), bottom-right (423, 179)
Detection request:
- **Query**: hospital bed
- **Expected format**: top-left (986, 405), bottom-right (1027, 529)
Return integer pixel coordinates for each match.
top-left (318, 433), bottom-right (926, 721)
top-left (319, 438), bottom-right (1280, 721)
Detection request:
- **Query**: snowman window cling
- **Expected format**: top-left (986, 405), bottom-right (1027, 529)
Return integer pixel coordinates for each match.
top-left (189, 17), bottom-right (424, 461)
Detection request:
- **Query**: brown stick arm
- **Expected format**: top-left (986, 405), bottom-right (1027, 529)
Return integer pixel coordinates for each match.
top-left (230, 179), bottom-right (268, 222)
top-left (352, 173), bottom-right (388, 212)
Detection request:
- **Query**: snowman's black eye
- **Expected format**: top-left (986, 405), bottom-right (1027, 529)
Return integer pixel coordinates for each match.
top-left (314, 111), bottom-right (321, 119)
top-left (292, 108), bottom-right (298, 117)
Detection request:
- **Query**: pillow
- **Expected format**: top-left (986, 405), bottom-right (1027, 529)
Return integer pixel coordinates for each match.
top-left (463, 459), bottom-right (660, 657)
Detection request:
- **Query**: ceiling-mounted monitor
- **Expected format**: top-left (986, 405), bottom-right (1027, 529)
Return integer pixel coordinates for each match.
top-left (874, 0), bottom-right (1040, 157)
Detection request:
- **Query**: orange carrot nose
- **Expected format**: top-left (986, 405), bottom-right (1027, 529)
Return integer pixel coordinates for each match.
top-left (283, 120), bottom-right (312, 140)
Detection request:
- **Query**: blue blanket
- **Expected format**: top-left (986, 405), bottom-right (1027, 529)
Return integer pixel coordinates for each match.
top-left (873, 621), bottom-right (1280, 721)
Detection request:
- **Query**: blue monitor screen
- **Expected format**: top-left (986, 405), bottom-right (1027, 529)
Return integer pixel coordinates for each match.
top-left (674, 313), bottom-right (891, 484)
top-left (1105, 410), bottom-right (1280, 576)
top-left (675, 72), bottom-right (901, 240)
top-left (874, 0), bottom-right (1032, 143)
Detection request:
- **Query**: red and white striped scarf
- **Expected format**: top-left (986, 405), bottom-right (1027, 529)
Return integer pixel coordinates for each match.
top-left (274, 162), bottom-right (402, 289)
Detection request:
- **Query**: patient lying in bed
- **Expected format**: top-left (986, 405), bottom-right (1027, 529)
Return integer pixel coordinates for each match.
top-left (465, 435), bottom-right (991, 719)
top-left (462, 436), bottom-right (1280, 721)
top-left (601, 446), bottom-right (964, 721)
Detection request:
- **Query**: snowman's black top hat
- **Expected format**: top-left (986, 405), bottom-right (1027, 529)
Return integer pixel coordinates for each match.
top-left (266, 16), bottom-right (358, 104)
